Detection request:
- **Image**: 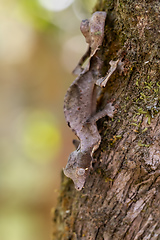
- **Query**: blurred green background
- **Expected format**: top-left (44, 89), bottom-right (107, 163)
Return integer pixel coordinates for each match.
top-left (0, 0), bottom-right (97, 239)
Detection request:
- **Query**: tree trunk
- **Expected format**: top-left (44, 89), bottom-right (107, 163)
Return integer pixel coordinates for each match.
top-left (52, 0), bottom-right (160, 239)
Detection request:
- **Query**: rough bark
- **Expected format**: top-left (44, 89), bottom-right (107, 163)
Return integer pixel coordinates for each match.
top-left (53, 0), bottom-right (160, 239)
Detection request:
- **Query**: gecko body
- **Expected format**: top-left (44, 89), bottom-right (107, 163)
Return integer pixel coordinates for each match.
top-left (63, 12), bottom-right (115, 190)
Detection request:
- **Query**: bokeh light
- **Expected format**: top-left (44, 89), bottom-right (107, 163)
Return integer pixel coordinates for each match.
top-left (20, 109), bottom-right (61, 163)
top-left (38, 0), bottom-right (74, 11)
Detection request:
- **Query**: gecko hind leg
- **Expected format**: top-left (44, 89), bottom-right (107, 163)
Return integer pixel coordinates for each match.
top-left (72, 47), bottom-right (91, 75)
top-left (96, 60), bottom-right (119, 87)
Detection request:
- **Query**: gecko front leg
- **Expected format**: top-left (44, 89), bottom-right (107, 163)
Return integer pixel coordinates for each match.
top-left (86, 102), bottom-right (115, 124)
top-left (64, 101), bottom-right (115, 191)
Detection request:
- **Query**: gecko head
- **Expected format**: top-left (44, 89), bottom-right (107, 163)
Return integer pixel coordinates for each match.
top-left (63, 150), bottom-right (91, 191)
top-left (74, 167), bottom-right (87, 191)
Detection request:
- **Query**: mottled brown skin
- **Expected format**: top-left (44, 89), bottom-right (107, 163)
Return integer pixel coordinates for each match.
top-left (73, 11), bottom-right (107, 75)
top-left (63, 12), bottom-right (115, 191)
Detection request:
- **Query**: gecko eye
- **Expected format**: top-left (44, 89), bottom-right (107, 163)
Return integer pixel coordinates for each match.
top-left (76, 168), bottom-right (85, 176)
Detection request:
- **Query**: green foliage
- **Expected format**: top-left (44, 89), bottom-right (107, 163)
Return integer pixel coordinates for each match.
top-left (18, 0), bottom-right (56, 30)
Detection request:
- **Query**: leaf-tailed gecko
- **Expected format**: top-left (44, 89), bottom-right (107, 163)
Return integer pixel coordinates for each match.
top-left (63, 11), bottom-right (116, 191)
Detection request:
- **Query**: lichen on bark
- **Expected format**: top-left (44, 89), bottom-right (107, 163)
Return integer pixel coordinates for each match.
top-left (53, 0), bottom-right (160, 239)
